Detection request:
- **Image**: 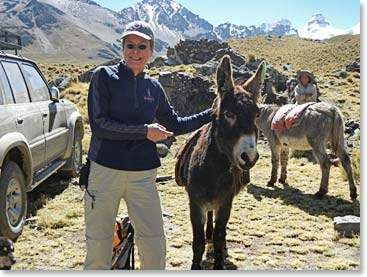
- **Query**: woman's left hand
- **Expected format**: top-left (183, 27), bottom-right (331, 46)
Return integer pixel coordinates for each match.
top-left (146, 123), bottom-right (174, 142)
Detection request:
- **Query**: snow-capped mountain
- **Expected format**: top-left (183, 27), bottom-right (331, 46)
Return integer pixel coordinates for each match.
top-left (42, 0), bottom-right (217, 54)
top-left (214, 23), bottom-right (251, 40)
top-left (299, 14), bottom-right (359, 40)
top-left (117, 0), bottom-right (217, 52)
top-left (214, 19), bottom-right (298, 40)
top-left (259, 19), bottom-right (298, 37)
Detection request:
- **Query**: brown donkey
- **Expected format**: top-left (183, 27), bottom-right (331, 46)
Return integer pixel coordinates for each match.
top-left (175, 56), bottom-right (265, 269)
top-left (255, 103), bottom-right (357, 200)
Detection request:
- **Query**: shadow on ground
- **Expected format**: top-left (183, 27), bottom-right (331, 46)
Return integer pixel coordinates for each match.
top-left (27, 175), bottom-right (74, 216)
top-left (187, 243), bottom-right (239, 270)
top-left (246, 183), bottom-right (360, 219)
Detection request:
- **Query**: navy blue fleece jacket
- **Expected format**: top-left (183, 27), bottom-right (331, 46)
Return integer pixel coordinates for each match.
top-left (87, 61), bottom-right (212, 171)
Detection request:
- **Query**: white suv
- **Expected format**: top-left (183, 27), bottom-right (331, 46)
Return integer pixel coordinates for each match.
top-left (0, 52), bottom-right (84, 240)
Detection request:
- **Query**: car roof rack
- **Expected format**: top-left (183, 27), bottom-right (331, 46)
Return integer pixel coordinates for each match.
top-left (0, 29), bottom-right (22, 55)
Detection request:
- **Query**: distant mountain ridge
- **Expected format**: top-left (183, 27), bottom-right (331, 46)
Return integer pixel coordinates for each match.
top-left (116, 0), bottom-right (217, 53)
top-left (99, 1), bottom-right (360, 42)
top-left (214, 19), bottom-right (299, 40)
top-left (0, 0), bottom-right (359, 62)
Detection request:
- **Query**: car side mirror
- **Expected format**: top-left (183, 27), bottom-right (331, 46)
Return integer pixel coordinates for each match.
top-left (51, 86), bottom-right (60, 101)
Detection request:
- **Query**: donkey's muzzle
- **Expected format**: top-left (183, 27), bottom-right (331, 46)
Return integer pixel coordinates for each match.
top-left (240, 151), bottom-right (259, 170)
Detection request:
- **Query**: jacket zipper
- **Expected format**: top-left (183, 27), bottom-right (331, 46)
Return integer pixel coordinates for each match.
top-left (133, 77), bottom-right (139, 109)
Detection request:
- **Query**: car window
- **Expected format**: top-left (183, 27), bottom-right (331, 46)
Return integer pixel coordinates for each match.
top-left (0, 63), bottom-right (14, 104)
top-left (22, 63), bottom-right (50, 102)
top-left (2, 61), bottom-right (30, 103)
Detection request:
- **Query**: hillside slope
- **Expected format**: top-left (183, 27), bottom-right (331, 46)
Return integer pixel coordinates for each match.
top-left (228, 35), bottom-right (360, 75)
top-left (228, 35), bottom-right (360, 120)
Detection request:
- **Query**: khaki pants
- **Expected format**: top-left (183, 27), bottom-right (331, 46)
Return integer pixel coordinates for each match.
top-left (84, 161), bottom-right (166, 270)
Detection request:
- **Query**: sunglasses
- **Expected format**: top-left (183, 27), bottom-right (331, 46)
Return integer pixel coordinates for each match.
top-left (125, 43), bottom-right (149, 50)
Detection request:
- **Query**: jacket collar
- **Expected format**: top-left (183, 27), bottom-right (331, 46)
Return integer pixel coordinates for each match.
top-left (118, 60), bottom-right (147, 79)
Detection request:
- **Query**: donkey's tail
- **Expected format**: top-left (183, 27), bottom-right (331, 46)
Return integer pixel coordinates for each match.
top-left (330, 106), bottom-right (346, 157)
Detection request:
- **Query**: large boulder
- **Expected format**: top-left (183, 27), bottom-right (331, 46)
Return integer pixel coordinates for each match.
top-left (158, 71), bottom-right (215, 116)
top-left (48, 77), bottom-right (64, 89)
top-left (48, 76), bottom-right (72, 91)
top-left (57, 76), bottom-right (72, 91)
top-left (213, 48), bottom-right (246, 67)
top-left (78, 58), bottom-right (120, 83)
top-left (263, 63), bottom-right (288, 92)
top-left (334, 215), bottom-right (360, 238)
top-left (334, 69), bottom-right (349, 78)
top-left (346, 58), bottom-right (360, 73)
top-left (166, 39), bottom-right (229, 65)
top-left (192, 50), bottom-right (248, 80)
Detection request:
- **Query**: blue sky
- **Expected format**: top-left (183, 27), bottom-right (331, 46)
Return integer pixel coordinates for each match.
top-left (93, 0), bottom-right (360, 29)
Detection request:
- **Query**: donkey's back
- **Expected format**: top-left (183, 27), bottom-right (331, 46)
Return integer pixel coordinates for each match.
top-left (258, 102), bottom-right (345, 151)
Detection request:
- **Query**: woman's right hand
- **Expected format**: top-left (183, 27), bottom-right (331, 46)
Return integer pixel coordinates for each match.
top-left (146, 123), bottom-right (174, 142)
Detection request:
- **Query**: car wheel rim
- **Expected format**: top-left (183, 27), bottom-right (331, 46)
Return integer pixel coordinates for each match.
top-left (6, 177), bottom-right (23, 226)
top-left (73, 140), bottom-right (82, 172)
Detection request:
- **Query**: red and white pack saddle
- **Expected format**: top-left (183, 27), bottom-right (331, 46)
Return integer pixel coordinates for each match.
top-left (271, 102), bottom-right (316, 130)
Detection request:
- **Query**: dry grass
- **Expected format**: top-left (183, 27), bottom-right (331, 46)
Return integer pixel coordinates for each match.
top-left (11, 35), bottom-right (360, 270)
top-left (39, 63), bottom-right (96, 82)
top-left (148, 64), bottom-right (197, 79)
top-left (59, 82), bottom-right (90, 154)
top-left (228, 35), bottom-right (360, 75)
top-left (12, 137), bottom-right (360, 270)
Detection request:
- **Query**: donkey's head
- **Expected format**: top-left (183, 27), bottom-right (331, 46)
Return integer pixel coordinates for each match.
top-left (213, 55), bottom-right (265, 170)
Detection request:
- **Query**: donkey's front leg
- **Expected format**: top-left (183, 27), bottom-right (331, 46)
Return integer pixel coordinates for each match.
top-left (267, 145), bottom-right (280, 187)
top-left (190, 201), bottom-right (206, 270)
top-left (213, 202), bottom-right (232, 270)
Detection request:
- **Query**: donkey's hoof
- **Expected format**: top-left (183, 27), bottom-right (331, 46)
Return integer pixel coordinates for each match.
top-left (350, 191), bottom-right (358, 200)
top-left (278, 178), bottom-right (288, 185)
top-left (267, 182), bottom-right (275, 187)
top-left (315, 190), bottom-right (326, 199)
top-left (191, 263), bottom-right (202, 270)
top-left (213, 261), bottom-right (224, 270)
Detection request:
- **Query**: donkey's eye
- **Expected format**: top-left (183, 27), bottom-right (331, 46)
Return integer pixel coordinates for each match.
top-left (223, 110), bottom-right (236, 120)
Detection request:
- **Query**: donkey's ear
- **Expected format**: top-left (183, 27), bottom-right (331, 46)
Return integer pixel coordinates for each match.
top-left (216, 55), bottom-right (234, 98)
top-left (243, 61), bottom-right (266, 102)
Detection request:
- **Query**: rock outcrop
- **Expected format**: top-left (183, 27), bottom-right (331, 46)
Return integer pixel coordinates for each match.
top-left (158, 71), bottom-right (215, 116)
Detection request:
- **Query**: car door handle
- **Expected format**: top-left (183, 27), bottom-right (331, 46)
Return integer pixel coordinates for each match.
top-left (17, 117), bottom-right (24, 124)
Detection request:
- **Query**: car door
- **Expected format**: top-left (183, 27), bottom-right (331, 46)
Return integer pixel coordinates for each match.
top-left (0, 63), bottom-right (17, 139)
top-left (1, 60), bottom-right (46, 172)
top-left (20, 62), bottom-right (69, 164)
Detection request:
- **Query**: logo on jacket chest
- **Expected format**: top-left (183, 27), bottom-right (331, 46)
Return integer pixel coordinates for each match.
top-left (144, 89), bottom-right (155, 102)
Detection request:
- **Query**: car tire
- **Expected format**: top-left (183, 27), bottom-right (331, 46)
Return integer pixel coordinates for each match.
top-left (0, 161), bottom-right (27, 240)
top-left (62, 131), bottom-right (83, 178)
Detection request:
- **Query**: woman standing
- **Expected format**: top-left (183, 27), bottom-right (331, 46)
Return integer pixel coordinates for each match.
top-left (84, 21), bottom-right (212, 270)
